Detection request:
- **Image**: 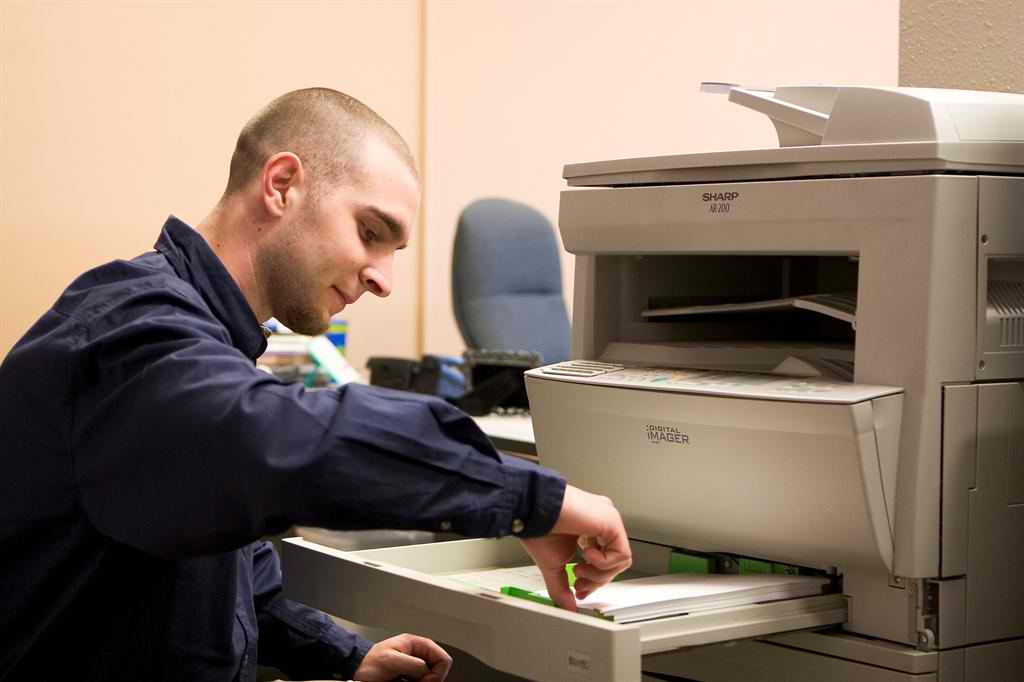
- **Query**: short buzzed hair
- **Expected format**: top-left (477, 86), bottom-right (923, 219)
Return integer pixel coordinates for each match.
top-left (222, 87), bottom-right (418, 201)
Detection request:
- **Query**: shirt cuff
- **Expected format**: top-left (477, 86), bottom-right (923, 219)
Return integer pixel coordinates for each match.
top-left (493, 455), bottom-right (566, 538)
top-left (323, 623), bottom-right (373, 680)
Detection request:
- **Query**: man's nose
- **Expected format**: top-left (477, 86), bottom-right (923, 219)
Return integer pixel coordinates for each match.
top-left (361, 260), bottom-right (392, 298)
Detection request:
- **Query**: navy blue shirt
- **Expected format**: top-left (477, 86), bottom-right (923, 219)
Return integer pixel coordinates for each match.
top-left (0, 217), bottom-right (566, 681)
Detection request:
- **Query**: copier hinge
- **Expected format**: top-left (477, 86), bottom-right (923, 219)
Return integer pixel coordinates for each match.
top-left (910, 579), bottom-right (940, 651)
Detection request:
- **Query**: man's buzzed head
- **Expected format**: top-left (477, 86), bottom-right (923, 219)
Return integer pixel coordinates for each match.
top-left (222, 87), bottom-right (418, 202)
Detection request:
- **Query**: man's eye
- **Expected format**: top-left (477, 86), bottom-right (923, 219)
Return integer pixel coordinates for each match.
top-left (363, 228), bottom-right (377, 243)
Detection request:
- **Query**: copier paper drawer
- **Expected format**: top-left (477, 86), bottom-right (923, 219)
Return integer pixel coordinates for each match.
top-left (281, 536), bottom-right (847, 682)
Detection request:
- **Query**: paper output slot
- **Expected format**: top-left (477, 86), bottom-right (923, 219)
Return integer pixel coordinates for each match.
top-left (643, 293), bottom-right (857, 329)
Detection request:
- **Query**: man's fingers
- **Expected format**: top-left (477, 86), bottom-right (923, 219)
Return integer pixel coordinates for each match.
top-left (573, 576), bottom-right (598, 600)
top-left (431, 656), bottom-right (453, 680)
top-left (380, 650), bottom-right (430, 679)
top-left (354, 635), bottom-right (453, 682)
top-left (417, 672), bottom-right (447, 682)
top-left (540, 564), bottom-right (577, 612)
top-left (572, 561), bottom-right (622, 582)
top-left (572, 556), bottom-right (634, 602)
top-left (582, 544), bottom-right (631, 572)
top-left (572, 573), bottom-right (615, 599)
top-left (396, 635), bottom-right (452, 680)
top-left (391, 630), bottom-right (452, 679)
top-left (428, 649), bottom-right (452, 680)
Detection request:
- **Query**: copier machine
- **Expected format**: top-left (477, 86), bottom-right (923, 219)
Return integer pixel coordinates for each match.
top-left (282, 86), bottom-right (1024, 681)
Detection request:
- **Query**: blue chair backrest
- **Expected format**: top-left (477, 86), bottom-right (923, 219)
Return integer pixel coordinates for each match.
top-left (452, 198), bottom-right (570, 365)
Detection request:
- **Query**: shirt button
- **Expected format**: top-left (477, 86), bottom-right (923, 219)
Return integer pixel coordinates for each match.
top-left (439, 520), bottom-right (452, 531)
top-left (511, 518), bottom-right (525, 535)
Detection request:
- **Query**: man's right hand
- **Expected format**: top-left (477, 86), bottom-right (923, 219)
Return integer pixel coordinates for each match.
top-left (520, 484), bottom-right (632, 612)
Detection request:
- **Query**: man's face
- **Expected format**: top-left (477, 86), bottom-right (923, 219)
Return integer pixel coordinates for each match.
top-left (257, 139), bottom-right (420, 336)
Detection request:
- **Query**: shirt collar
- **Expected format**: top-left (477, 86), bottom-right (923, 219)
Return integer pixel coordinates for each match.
top-left (155, 216), bottom-right (268, 360)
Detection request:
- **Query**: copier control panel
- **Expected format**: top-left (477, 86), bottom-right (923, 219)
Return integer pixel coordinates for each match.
top-left (532, 360), bottom-right (901, 404)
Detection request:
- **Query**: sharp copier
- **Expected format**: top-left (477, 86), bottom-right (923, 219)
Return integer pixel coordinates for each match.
top-left (282, 86), bottom-right (1024, 681)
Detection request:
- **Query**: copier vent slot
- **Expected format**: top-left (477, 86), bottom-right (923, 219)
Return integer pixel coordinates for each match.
top-left (596, 255), bottom-right (858, 370)
top-left (976, 213), bottom-right (1024, 379)
top-left (979, 258), bottom-right (1024, 381)
top-left (987, 278), bottom-right (1024, 348)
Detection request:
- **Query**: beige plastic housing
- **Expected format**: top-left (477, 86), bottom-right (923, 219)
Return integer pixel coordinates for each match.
top-left (564, 87), bottom-right (1023, 187)
top-left (722, 86), bottom-right (1024, 147)
top-left (281, 536), bottom-right (847, 682)
top-left (541, 86), bottom-right (1024, 672)
top-left (558, 174), bottom-right (1014, 581)
top-left (525, 372), bottom-right (902, 575)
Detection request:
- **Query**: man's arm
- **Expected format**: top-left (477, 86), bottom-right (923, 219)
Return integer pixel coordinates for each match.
top-left (73, 289), bottom-right (630, 615)
top-left (70, 290), bottom-right (565, 557)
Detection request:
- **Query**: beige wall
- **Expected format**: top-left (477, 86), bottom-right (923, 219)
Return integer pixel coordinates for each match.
top-left (1, 0), bottom-right (902, 370)
top-left (900, 0), bottom-right (1024, 92)
top-left (0, 1), bottom-right (421, 372)
top-left (421, 0), bottom-right (900, 358)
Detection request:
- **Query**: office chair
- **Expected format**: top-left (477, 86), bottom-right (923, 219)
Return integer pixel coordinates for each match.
top-left (452, 198), bottom-right (571, 365)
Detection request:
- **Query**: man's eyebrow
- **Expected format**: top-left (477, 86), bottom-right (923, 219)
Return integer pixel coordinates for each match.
top-left (364, 206), bottom-right (408, 246)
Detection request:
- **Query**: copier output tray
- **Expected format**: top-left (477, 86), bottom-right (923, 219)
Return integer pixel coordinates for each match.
top-left (282, 535), bottom-right (847, 681)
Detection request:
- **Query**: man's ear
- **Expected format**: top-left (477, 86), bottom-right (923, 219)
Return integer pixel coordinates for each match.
top-left (260, 152), bottom-right (306, 218)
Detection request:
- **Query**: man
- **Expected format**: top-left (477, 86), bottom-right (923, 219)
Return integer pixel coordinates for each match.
top-left (0, 88), bottom-right (631, 681)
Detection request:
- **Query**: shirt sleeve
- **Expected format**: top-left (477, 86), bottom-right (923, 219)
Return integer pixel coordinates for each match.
top-left (69, 287), bottom-right (567, 558)
top-left (251, 541), bottom-right (371, 679)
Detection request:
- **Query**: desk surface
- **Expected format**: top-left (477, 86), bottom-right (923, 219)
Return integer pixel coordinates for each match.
top-left (472, 413), bottom-right (536, 459)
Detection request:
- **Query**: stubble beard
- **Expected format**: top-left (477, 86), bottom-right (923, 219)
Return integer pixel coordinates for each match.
top-left (256, 222), bottom-right (331, 337)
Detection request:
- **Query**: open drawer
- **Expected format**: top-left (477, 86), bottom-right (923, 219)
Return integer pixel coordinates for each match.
top-left (282, 536), bottom-right (847, 682)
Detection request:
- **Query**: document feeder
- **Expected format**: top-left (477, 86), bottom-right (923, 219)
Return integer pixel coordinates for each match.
top-left (284, 86), bottom-right (1024, 681)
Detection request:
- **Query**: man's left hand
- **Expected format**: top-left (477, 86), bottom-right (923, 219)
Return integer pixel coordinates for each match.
top-left (351, 633), bottom-right (452, 681)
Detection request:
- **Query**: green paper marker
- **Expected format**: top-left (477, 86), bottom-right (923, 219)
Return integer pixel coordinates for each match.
top-left (500, 584), bottom-right (613, 621)
top-left (500, 585), bottom-right (556, 607)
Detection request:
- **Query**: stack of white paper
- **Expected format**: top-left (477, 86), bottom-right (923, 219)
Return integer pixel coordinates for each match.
top-left (442, 565), bottom-right (550, 593)
top-left (542, 573), bottom-right (830, 623)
